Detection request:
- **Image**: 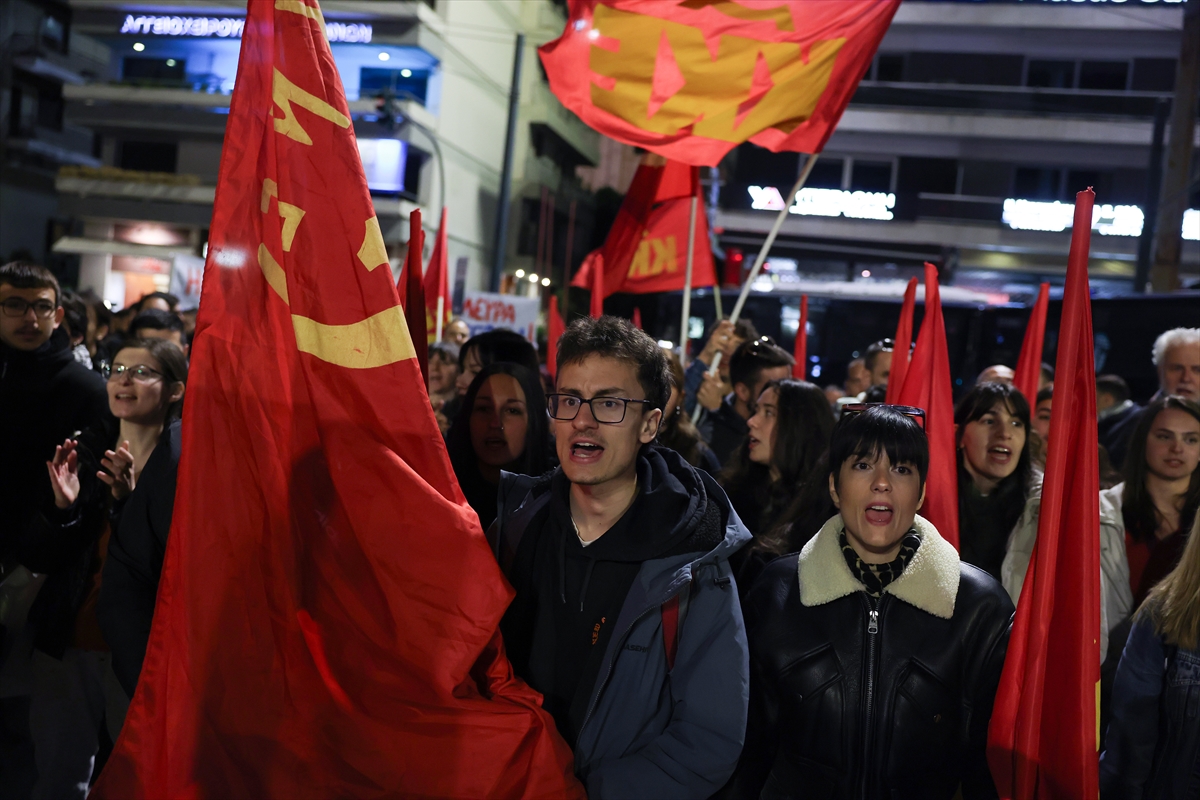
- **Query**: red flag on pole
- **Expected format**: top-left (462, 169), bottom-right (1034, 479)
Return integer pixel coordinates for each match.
top-left (539, 1), bottom-right (901, 166)
top-left (1013, 282), bottom-right (1050, 404)
top-left (894, 263), bottom-right (959, 550)
top-left (987, 191), bottom-right (1100, 800)
top-left (792, 294), bottom-right (807, 379)
top-left (548, 294), bottom-right (565, 380)
top-left (402, 209), bottom-right (429, 384)
top-left (573, 158), bottom-right (715, 299)
top-left (91, 1), bottom-right (582, 795)
top-left (424, 207), bottom-right (451, 343)
top-left (632, 306), bottom-right (643, 330)
top-left (885, 276), bottom-right (918, 404)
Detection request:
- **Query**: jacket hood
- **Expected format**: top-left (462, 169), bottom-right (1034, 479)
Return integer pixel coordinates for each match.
top-left (549, 444), bottom-right (744, 564)
top-left (798, 514), bottom-right (960, 619)
top-left (0, 326), bottom-right (72, 375)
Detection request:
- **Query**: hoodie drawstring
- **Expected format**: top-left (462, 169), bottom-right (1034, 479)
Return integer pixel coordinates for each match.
top-left (579, 559), bottom-right (596, 613)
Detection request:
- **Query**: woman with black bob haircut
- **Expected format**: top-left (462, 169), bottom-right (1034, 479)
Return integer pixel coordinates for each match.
top-left (730, 405), bottom-right (1014, 799)
top-left (447, 362), bottom-right (551, 530)
top-left (720, 378), bottom-right (835, 538)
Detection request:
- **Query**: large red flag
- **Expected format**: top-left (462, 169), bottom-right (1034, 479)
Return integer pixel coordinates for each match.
top-left (1013, 282), bottom-right (1050, 404)
top-left (91, 1), bottom-right (582, 796)
top-left (573, 157), bottom-right (716, 299)
top-left (987, 191), bottom-right (1100, 799)
top-left (539, 0), bottom-right (900, 166)
top-left (424, 207), bottom-right (451, 342)
top-left (402, 209), bottom-right (429, 384)
top-left (792, 294), bottom-right (807, 379)
top-left (885, 276), bottom-right (918, 404)
top-left (894, 263), bottom-right (959, 550)
top-left (547, 294), bottom-right (565, 380)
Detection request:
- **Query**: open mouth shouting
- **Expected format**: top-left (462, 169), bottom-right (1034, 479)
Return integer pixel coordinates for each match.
top-left (987, 446), bottom-right (1013, 466)
top-left (569, 438), bottom-right (605, 464)
top-left (864, 502), bottom-right (894, 526)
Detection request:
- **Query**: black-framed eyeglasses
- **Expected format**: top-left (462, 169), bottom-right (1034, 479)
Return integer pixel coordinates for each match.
top-left (102, 364), bottom-right (164, 384)
top-left (841, 402), bottom-right (926, 430)
top-left (1, 297), bottom-right (56, 318)
top-left (547, 393), bottom-right (653, 424)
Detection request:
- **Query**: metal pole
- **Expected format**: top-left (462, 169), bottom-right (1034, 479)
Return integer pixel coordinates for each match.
top-left (692, 153), bottom-right (819, 424)
top-left (490, 33), bottom-right (524, 292)
top-left (679, 193), bottom-right (699, 366)
top-left (562, 199), bottom-right (576, 318)
top-left (1135, 98), bottom-right (1170, 293)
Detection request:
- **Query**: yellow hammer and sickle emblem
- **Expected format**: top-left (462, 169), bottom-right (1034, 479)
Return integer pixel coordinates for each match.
top-left (257, 62), bottom-right (413, 368)
top-left (590, 4), bottom-right (845, 143)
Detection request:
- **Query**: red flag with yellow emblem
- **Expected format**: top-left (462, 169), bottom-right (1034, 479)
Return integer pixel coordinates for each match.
top-left (540, 0), bottom-right (900, 166)
top-left (91, 1), bottom-right (582, 796)
top-left (573, 157), bottom-right (716, 298)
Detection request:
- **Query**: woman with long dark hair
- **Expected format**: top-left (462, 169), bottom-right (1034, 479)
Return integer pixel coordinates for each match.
top-left (447, 362), bottom-right (551, 530)
top-left (1107, 395), bottom-right (1200, 607)
top-left (954, 382), bottom-right (1036, 581)
top-left (719, 378), bottom-right (834, 538)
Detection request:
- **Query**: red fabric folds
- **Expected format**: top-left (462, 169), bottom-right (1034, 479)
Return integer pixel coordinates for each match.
top-left (885, 277), bottom-right (918, 404)
top-left (987, 191), bottom-right (1101, 800)
top-left (539, 0), bottom-right (900, 166)
top-left (90, 1), bottom-right (582, 796)
top-left (1013, 282), bottom-right (1050, 404)
top-left (572, 158), bottom-right (715, 299)
top-left (893, 264), bottom-right (959, 550)
top-left (793, 295), bottom-right (807, 379)
top-left (424, 207), bottom-right (451, 342)
top-left (403, 209), bottom-right (429, 383)
top-left (548, 295), bottom-right (565, 380)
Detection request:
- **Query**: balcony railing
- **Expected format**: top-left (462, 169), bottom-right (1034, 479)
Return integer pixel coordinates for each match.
top-left (852, 81), bottom-right (1174, 119)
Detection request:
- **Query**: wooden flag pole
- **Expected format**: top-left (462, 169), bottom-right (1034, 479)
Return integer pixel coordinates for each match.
top-left (692, 153), bottom-right (818, 424)
top-left (679, 192), bottom-right (699, 367)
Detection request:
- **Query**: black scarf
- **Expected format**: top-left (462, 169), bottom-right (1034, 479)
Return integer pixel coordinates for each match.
top-left (839, 528), bottom-right (921, 597)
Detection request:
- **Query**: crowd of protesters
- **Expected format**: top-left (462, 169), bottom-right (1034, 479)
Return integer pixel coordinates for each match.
top-left (1, 255), bottom-right (1197, 798)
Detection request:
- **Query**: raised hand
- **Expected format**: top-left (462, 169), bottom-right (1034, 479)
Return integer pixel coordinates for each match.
top-left (46, 438), bottom-right (81, 509)
top-left (697, 371), bottom-right (728, 413)
top-left (99, 441), bottom-right (137, 501)
top-left (699, 319), bottom-right (736, 366)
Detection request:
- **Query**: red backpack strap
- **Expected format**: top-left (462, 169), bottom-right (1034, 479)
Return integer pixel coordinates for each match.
top-left (661, 594), bottom-right (680, 671)
top-left (661, 581), bottom-right (692, 672)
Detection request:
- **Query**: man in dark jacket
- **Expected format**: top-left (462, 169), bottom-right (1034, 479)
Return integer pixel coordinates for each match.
top-left (0, 262), bottom-right (113, 564)
top-left (492, 316), bottom-right (751, 799)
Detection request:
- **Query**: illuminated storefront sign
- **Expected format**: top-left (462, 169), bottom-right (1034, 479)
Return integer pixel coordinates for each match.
top-left (1003, 199), bottom-right (1200, 240)
top-left (119, 15), bottom-right (372, 43)
top-left (748, 186), bottom-right (896, 221)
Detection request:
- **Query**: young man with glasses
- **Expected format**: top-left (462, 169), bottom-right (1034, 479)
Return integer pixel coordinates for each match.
top-left (491, 315), bottom-right (752, 799)
top-left (0, 262), bottom-right (112, 563)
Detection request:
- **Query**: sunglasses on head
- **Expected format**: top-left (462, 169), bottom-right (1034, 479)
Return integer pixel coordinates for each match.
top-left (841, 402), bottom-right (927, 430)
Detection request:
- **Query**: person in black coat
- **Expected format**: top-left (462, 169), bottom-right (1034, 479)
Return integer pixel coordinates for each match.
top-left (1, 262), bottom-right (113, 567)
top-left (96, 417), bottom-right (181, 697)
top-left (728, 406), bottom-right (1014, 799)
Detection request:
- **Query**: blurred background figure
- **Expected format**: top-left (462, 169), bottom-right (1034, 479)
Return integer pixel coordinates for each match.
top-left (657, 352), bottom-right (720, 474)
top-left (442, 317), bottom-right (471, 348)
top-left (447, 363), bottom-right (550, 531)
top-left (427, 342), bottom-right (460, 436)
top-left (977, 364), bottom-right (1016, 385)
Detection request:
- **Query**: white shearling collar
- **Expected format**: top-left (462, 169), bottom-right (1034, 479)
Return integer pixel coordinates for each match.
top-left (797, 514), bottom-right (960, 619)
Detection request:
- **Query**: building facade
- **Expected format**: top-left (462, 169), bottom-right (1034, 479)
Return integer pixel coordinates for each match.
top-left (713, 0), bottom-right (1199, 304)
top-left (1, 0), bottom-right (597, 308)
